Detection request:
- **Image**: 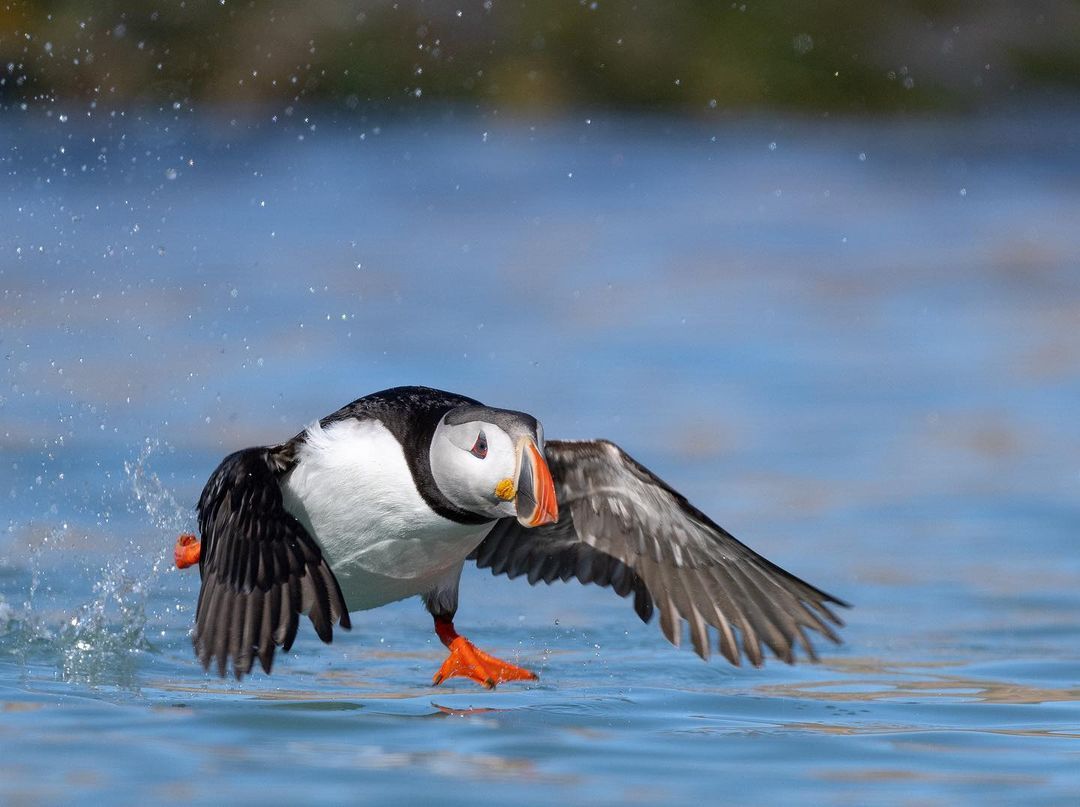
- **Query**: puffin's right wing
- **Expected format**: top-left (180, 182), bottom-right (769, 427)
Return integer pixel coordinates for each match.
top-left (194, 447), bottom-right (350, 679)
top-left (469, 439), bottom-right (848, 666)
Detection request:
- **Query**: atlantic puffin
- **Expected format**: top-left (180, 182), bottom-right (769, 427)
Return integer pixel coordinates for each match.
top-left (174, 386), bottom-right (848, 688)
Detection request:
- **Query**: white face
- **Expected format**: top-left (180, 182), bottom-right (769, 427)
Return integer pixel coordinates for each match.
top-left (429, 415), bottom-right (525, 519)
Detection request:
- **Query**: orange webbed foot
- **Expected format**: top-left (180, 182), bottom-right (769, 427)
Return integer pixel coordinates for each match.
top-left (432, 633), bottom-right (537, 689)
top-left (174, 533), bottom-right (201, 569)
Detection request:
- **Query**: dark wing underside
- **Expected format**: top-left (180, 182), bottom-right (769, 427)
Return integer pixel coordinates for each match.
top-left (194, 447), bottom-right (350, 679)
top-left (469, 440), bottom-right (848, 666)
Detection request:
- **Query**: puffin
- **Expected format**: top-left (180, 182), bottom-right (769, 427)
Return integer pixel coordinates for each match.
top-left (174, 385), bottom-right (848, 688)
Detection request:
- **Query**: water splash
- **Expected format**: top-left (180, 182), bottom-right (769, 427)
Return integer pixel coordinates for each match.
top-left (58, 563), bottom-right (151, 685)
top-left (60, 440), bottom-right (195, 684)
top-left (1, 441), bottom-right (195, 689)
top-left (0, 596), bottom-right (15, 635)
top-left (124, 438), bottom-right (192, 574)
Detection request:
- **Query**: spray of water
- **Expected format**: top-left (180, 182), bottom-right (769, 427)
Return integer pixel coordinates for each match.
top-left (3, 440), bottom-right (196, 688)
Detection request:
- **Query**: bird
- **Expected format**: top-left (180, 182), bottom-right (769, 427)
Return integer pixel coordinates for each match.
top-left (174, 385), bottom-right (848, 688)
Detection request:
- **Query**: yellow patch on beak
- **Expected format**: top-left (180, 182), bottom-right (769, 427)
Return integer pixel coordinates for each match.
top-left (494, 478), bottom-right (517, 501)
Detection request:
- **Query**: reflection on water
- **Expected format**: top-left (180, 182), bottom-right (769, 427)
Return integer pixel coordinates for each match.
top-left (2, 110), bottom-right (1080, 804)
top-left (761, 659), bottom-right (1080, 709)
top-left (281, 741), bottom-right (564, 782)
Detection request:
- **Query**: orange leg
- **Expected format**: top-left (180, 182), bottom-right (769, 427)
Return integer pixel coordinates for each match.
top-left (174, 533), bottom-right (201, 569)
top-left (431, 617), bottom-right (537, 689)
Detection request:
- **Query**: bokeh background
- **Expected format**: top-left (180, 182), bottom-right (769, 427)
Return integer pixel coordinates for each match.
top-left (4, 0), bottom-right (1080, 111)
top-left (2, 2), bottom-right (1080, 805)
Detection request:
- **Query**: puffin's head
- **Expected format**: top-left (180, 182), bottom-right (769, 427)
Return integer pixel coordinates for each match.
top-left (430, 404), bottom-right (559, 526)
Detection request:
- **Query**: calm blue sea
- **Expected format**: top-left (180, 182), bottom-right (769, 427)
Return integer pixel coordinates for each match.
top-left (2, 108), bottom-right (1079, 804)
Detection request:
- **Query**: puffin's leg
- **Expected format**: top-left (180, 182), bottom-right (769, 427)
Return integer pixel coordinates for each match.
top-left (431, 615), bottom-right (538, 689)
top-left (424, 568), bottom-right (536, 689)
top-left (175, 533), bottom-right (201, 568)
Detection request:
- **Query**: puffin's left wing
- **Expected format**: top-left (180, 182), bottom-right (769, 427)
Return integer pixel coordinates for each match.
top-left (194, 447), bottom-right (351, 679)
top-left (469, 439), bottom-right (848, 666)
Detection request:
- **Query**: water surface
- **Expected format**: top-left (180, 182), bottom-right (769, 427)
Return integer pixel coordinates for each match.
top-left (2, 110), bottom-right (1079, 804)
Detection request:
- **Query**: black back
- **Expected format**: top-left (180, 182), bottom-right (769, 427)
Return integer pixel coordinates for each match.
top-left (288, 385), bottom-right (492, 526)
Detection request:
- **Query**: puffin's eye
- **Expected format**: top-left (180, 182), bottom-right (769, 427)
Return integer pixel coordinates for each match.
top-left (469, 431), bottom-right (488, 459)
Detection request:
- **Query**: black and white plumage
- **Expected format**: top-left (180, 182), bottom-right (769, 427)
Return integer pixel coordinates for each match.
top-left (189, 385), bottom-right (848, 681)
top-left (194, 447), bottom-right (351, 678)
top-left (470, 440), bottom-right (846, 666)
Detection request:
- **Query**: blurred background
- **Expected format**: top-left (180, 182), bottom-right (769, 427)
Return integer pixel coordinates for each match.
top-left (3, 0), bottom-right (1080, 112)
top-left (2, 2), bottom-right (1080, 805)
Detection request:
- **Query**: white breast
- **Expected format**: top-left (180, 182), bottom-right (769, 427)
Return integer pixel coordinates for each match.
top-left (279, 418), bottom-right (492, 611)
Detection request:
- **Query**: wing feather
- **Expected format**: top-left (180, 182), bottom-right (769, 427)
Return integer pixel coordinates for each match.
top-left (469, 439), bottom-right (848, 667)
top-left (194, 447), bottom-right (351, 680)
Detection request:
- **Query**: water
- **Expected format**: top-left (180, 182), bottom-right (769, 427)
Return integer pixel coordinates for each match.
top-left (2, 109), bottom-right (1079, 804)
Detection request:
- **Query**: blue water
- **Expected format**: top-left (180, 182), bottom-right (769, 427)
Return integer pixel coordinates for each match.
top-left (2, 108), bottom-right (1080, 804)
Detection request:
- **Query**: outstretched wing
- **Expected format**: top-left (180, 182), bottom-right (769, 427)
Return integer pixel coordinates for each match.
top-left (469, 440), bottom-right (848, 666)
top-left (194, 447), bottom-right (351, 679)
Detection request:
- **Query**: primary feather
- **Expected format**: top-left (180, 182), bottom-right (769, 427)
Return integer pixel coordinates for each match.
top-left (470, 439), bottom-right (847, 666)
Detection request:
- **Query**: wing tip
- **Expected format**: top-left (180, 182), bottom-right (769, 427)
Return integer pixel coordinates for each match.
top-left (830, 595), bottom-right (854, 610)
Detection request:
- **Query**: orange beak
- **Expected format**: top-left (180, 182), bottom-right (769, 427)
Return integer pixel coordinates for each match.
top-left (514, 438), bottom-right (559, 527)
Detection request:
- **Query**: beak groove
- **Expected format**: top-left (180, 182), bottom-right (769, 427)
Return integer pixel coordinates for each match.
top-left (514, 439), bottom-right (559, 527)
